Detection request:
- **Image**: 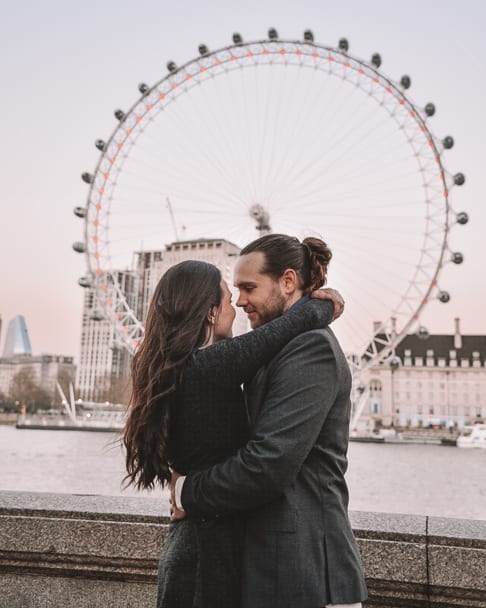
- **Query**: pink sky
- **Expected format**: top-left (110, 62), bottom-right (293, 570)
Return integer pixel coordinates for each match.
top-left (1, 0), bottom-right (484, 362)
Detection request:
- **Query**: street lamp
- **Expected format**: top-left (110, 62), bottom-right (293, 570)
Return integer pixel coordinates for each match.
top-left (389, 356), bottom-right (401, 426)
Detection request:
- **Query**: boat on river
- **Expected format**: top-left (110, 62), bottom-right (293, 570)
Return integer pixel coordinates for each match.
top-left (456, 424), bottom-right (486, 448)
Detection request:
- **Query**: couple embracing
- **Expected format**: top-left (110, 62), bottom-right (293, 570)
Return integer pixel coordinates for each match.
top-left (123, 233), bottom-right (367, 608)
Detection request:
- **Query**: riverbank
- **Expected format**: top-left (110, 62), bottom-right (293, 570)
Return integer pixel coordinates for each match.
top-left (0, 491), bottom-right (484, 608)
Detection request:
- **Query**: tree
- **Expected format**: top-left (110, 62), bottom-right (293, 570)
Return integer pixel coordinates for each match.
top-left (8, 367), bottom-right (51, 412)
top-left (98, 373), bottom-right (131, 405)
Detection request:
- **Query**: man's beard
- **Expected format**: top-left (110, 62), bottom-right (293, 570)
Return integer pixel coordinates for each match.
top-left (252, 286), bottom-right (287, 328)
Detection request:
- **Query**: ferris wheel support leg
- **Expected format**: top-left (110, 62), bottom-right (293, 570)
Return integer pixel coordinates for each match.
top-left (350, 389), bottom-right (370, 431)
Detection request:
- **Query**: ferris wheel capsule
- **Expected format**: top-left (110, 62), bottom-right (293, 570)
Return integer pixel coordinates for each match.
top-left (339, 38), bottom-right (349, 52)
top-left (81, 172), bottom-right (93, 184)
top-left (425, 103), bottom-right (436, 117)
top-left (73, 242), bottom-right (86, 253)
top-left (232, 33), bottom-right (243, 45)
top-left (167, 61), bottom-right (177, 73)
top-left (90, 310), bottom-right (104, 322)
top-left (198, 44), bottom-right (209, 56)
top-left (417, 326), bottom-right (430, 340)
top-left (304, 30), bottom-right (314, 43)
top-left (443, 135), bottom-right (454, 149)
top-left (73, 206), bottom-right (87, 218)
top-left (268, 28), bottom-right (278, 40)
top-left (400, 75), bottom-right (411, 89)
top-left (138, 83), bottom-right (150, 95)
top-left (451, 252), bottom-right (464, 264)
top-left (454, 173), bottom-right (465, 186)
top-left (114, 109), bottom-right (126, 122)
top-left (389, 356), bottom-right (401, 369)
top-left (78, 276), bottom-right (92, 288)
top-left (95, 139), bottom-right (106, 151)
top-left (456, 211), bottom-right (469, 225)
top-left (439, 291), bottom-right (450, 303)
top-left (371, 53), bottom-right (381, 68)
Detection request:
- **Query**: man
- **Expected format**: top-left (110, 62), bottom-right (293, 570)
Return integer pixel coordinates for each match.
top-left (173, 234), bottom-right (367, 607)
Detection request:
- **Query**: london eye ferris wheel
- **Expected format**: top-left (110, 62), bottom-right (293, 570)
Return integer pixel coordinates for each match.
top-left (73, 29), bottom-right (468, 372)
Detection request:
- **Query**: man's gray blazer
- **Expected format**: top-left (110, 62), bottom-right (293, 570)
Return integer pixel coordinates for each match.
top-left (182, 326), bottom-right (368, 607)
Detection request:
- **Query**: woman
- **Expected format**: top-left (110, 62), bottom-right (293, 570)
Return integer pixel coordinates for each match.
top-left (123, 244), bottom-right (337, 608)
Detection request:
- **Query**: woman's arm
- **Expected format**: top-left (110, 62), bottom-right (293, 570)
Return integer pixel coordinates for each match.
top-left (192, 298), bottom-right (334, 383)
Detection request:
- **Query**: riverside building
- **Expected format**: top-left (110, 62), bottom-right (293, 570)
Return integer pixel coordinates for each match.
top-left (360, 318), bottom-right (486, 429)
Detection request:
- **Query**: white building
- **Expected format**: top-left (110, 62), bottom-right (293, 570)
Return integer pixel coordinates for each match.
top-left (359, 319), bottom-right (486, 429)
top-left (152, 238), bottom-right (248, 335)
top-left (76, 271), bottom-right (135, 401)
top-left (133, 250), bottom-right (164, 323)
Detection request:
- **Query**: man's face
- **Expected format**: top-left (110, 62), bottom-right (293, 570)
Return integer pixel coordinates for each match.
top-left (234, 252), bottom-right (287, 328)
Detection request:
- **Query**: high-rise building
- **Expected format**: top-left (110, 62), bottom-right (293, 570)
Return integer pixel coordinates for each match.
top-left (152, 238), bottom-right (248, 335)
top-left (133, 250), bottom-right (164, 323)
top-left (0, 316), bottom-right (75, 403)
top-left (76, 271), bottom-right (136, 402)
top-left (77, 237), bottom-right (248, 402)
top-left (2, 315), bottom-right (32, 357)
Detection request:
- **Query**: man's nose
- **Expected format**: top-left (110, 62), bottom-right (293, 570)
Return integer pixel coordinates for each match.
top-left (236, 293), bottom-right (246, 308)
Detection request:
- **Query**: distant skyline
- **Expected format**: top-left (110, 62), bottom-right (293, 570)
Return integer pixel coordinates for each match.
top-left (1, 0), bottom-right (485, 360)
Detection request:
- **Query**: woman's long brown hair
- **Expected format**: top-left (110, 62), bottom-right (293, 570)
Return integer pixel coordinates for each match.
top-left (123, 260), bottom-right (222, 490)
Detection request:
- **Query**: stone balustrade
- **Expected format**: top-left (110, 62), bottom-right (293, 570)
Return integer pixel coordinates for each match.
top-left (0, 491), bottom-right (485, 608)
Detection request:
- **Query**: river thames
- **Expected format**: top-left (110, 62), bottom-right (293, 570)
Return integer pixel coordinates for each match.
top-left (0, 426), bottom-right (484, 520)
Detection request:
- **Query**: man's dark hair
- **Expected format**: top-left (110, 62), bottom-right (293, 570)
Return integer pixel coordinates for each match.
top-left (240, 233), bottom-right (332, 293)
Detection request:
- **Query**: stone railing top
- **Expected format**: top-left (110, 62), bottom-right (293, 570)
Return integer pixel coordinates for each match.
top-left (0, 490), bottom-right (485, 547)
top-left (350, 510), bottom-right (486, 547)
top-left (0, 490), bottom-right (168, 524)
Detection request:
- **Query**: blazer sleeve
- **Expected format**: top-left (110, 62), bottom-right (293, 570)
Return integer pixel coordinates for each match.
top-left (181, 330), bottom-right (338, 516)
top-left (192, 298), bottom-right (333, 384)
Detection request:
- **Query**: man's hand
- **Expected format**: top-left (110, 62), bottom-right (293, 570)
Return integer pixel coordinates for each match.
top-left (169, 470), bottom-right (186, 521)
top-left (310, 287), bottom-right (344, 321)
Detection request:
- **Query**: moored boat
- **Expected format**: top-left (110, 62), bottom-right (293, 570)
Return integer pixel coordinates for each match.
top-left (456, 424), bottom-right (486, 449)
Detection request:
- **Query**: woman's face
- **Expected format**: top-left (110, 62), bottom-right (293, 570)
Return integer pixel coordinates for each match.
top-left (213, 280), bottom-right (236, 341)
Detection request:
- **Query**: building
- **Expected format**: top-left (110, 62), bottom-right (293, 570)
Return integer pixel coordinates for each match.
top-left (359, 319), bottom-right (486, 429)
top-left (76, 271), bottom-right (136, 402)
top-left (0, 354), bottom-right (75, 402)
top-left (2, 315), bottom-right (32, 357)
top-left (77, 238), bottom-right (248, 401)
top-left (134, 250), bottom-right (164, 324)
top-left (152, 238), bottom-right (248, 335)
top-left (0, 315), bottom-right (75, 403)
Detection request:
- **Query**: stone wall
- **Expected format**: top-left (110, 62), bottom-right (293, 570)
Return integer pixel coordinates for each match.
top-left (0, 491), bottom-right (485, 608)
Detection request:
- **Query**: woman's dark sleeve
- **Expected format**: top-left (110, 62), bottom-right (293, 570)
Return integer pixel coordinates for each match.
top-left (193, 298), bottom-right (334, 383)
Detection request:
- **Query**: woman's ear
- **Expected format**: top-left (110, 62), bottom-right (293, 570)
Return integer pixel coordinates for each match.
top-left (207, 306), bottom-right (217, 324)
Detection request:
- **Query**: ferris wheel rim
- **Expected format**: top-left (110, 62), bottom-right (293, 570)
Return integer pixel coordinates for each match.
top-left (80, 36), bottom-right (461, 364)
